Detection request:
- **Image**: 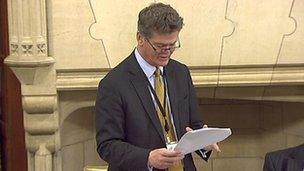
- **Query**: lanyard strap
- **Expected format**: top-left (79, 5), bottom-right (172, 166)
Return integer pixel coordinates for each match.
top-left (147, 76), bottom-right (170, 134)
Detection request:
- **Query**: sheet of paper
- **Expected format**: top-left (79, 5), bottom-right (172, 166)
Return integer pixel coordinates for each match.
top-left (174, 127), bottom-right (232, 155)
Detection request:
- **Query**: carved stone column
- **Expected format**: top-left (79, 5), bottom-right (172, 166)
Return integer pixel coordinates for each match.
top-left (4, 0), bottom-right (58, 171)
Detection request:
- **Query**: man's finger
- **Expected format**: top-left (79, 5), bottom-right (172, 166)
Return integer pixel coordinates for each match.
top-left (186, 127), bottom-right (193, 132)
top-left (162, 155), bottom-right (184, 163)
top-left (213, 143), bottom-right (221, 152)
top-left (162, 150), bottom-right (182, 157)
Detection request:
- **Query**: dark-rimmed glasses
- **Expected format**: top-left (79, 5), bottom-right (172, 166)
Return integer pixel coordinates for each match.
top-left (145, 38), bottom-right (181, 53)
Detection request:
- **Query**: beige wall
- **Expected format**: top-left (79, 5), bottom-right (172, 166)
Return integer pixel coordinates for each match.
top-left (48, 0), bottom-right (304, 70)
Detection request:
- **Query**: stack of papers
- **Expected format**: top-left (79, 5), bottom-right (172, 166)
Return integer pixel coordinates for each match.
top-left (174, 128), bottom-right (232, 155)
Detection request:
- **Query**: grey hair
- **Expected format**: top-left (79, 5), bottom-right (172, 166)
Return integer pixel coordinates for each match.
top-left (137, 3), bottom-right (184, 38)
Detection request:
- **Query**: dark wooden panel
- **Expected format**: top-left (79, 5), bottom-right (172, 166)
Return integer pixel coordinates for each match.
top-left (0, 0), bottom-right (27, 170)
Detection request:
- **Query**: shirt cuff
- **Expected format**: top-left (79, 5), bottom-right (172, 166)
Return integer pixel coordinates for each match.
top-left (147, 163), bottom-right (153, 171)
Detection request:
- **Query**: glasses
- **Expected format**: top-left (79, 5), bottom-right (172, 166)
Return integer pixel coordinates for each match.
top-left (145, 38), bottom-right (181, 53)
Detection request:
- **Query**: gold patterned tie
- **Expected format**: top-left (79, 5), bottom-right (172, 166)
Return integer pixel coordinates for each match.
top-left (154, 68), bottom-right (183, 171)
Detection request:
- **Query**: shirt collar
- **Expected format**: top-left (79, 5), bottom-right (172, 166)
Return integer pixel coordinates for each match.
top-left (135, 48), bottom-right (163, 78)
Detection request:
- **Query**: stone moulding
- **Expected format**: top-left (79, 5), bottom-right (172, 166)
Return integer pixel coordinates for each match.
top-left (4, 56), bottom-right (55, 85)
top-left (23, 95), bottom-right (57, 114)
top-left (4, 56), bottom-right (55, 67)
top-left (56, 63), bottom-right (304, 91)
top-left (57, 68), bottom-right (109, 91)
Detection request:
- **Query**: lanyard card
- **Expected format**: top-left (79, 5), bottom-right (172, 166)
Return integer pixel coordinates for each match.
top-left (166, 141), bottom-right (177, 151)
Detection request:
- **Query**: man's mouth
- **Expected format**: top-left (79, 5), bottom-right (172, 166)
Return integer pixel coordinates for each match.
top-left (158, 56), bottom-right (169, 60)
top-left (158, 53), bottom-right (170, 58)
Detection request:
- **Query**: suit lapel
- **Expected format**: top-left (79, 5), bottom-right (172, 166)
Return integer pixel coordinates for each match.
top-left (127, 53), bottom-right (166, 143)
top-left (164, 64), bottom-right (182, 139)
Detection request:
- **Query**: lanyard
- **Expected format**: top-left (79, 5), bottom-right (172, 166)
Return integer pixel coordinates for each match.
top-left (147, 75), bottom-right (170, 135)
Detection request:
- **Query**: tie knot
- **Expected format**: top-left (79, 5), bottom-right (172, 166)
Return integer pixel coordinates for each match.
top-left (154, 68), bottom-right (161, 77)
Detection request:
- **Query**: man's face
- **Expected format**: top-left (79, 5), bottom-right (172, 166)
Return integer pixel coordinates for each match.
top-left (137, 31), bottom-right (180, 67)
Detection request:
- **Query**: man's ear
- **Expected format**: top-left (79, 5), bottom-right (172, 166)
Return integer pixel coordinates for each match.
top-left (137, 32), bottom-right (144, 46)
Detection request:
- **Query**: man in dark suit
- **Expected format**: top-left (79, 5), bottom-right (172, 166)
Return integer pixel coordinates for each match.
top-left (263, 143), bottom-right (304, 171)
top-left (95, 3), bottom-right (220, 171)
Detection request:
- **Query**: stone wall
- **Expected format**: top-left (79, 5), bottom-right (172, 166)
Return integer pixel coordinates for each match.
top-left (193, 99), bottom-right (304, 171)
top-left (57, 97), bottom-right (304, 171)
top-left (47, 0), bottom-right (304, 70)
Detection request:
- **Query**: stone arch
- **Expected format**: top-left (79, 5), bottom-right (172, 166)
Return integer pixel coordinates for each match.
top-left (57, 90), bottom-right (106, 170)
top-left (59, 90), bottom-right (96, 126)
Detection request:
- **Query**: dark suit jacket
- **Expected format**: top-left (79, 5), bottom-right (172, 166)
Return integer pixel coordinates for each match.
top-left (95, 51), bottom-right (209, 171)
top-left (263, 144), bottom-right (304, 171)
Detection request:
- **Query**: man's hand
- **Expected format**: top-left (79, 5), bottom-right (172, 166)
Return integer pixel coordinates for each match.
top-left (186, 125), bottom-right (221, 152)
top-left (148, 148), bottom-right (184, 169)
